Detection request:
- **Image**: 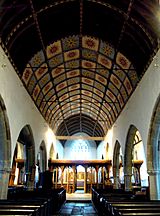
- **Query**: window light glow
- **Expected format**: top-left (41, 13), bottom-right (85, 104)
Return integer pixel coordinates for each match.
top-left (71, 140), bottom-right (89, 160)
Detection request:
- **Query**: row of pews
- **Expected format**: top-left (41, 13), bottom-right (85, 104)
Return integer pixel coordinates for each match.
top-left (0, 186), bottom-right (66, 215)
top-left (92, 187), bottom-right (160, 216)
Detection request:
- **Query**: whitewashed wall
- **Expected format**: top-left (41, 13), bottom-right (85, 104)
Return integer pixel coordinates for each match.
top-left (0, 46), bottom-right (63, 166)
top-left (97, 50), bottom-right (160, 163)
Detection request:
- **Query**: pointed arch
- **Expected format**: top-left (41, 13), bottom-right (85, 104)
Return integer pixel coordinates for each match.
top-left (0, 94), bottom-right (11, 163)
top-left (16, 125), bottom-right (35, 189)
top-left (124, 125), bottom-right (148, 189)
top-left (113, 140), bottom-right (121, 189)
top-left (18, 125), bottom-right (35, 166)
top-left (124, 125), bottom-right (138, 190)
top-left (0, 94), bottom-right (11, 198)
top-left (147, 94), bottom-right (160, 199)
top-left (124, 125), bottom-right (138, 174)
top-left (147, 94), bottom-right (160, 171)
top-left (39, 140), bottom-right (47, 172)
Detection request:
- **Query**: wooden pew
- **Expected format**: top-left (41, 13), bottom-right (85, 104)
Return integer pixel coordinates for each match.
top-left (107, 201), bottom-right (160, 216)
top-left (0, 209), bottom-right (38, 215)
top-left (92, 187), bottom-right (160, 216)
top-left (0, 201), bottom-right (45, 216)
top-left (116, 208), bottom-right (160, 215)
top-left (7, 187), bottom-right (66, 215)
top-left (7, 188), bottom-right (50, 215)
top-left (112, 203), bottom-right (160, 216)
top-left (117, 213), bottom-right (160, 216)
top-left (92, 187), bottom-right (134, 214)
top-left (0, 199), bottom-right (49, 216)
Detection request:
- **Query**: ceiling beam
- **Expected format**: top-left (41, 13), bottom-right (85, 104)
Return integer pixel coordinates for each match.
top-left (56, 135), bottom-right (104, 141)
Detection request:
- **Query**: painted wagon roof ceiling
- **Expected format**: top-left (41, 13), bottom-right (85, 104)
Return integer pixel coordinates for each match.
top-left (0, 0), bottom-right (160, 141)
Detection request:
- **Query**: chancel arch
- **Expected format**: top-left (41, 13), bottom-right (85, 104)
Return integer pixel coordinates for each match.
top-left (0, 94), bottom-right (11, 199)
top-left (147, 94), bottom-right (160, 200)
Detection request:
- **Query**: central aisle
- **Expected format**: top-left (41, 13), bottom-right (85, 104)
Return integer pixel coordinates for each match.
top-left (53, 190), bottom-right (98, 215)
top-left (58, 201), bottom-right (98, 215)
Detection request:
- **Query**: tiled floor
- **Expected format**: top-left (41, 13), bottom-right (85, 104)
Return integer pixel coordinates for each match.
top-left (57, 201), bottom-right (98, 215)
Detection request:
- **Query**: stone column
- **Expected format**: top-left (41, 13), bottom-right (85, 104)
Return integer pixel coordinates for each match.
top-left (25, 164), bottom-right (36, 191)
top-left (148, 169), bottom-right (160, 200)
top-left (0, 160), bottom-right (11, 199)
top-left (124, 174), bottom-right (132, 191)
top-left (113, 166), bottom-right (119, 189)
top-left (84, 165), bottom-right (88, 193)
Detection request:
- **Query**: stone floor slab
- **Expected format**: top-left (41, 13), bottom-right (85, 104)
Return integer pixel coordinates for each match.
top-left (58, 201), bottom-right (98, 216)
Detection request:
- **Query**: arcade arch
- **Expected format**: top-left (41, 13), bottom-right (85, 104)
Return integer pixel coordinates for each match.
top-left (37, 141), bottom-right (47, 173)
top-left (0, 95), bottom-right (11, 198)
top-left (124, 125), bottom-right (148, 191)
top-left (35, 141), bottom-right (47, 188)
top-left (113, 140), bottom-right (124, 189)
top-left (147, 94), bottom-right (160, 200)
top-left (9, 125), bottom-right (35, 190)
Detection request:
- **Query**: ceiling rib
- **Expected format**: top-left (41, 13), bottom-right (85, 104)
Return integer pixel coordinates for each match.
top-left (92, 0), bottom-right (134, 136)
top-left (79, 0), bottom-right (83, 133)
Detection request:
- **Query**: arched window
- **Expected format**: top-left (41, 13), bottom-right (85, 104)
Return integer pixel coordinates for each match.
top-left (71, 140), bottom-right (89, 160)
